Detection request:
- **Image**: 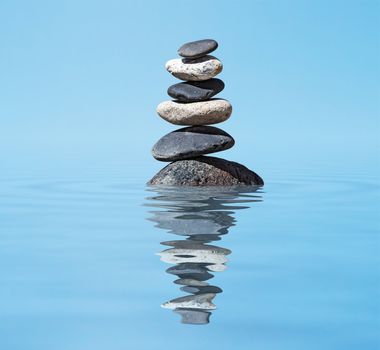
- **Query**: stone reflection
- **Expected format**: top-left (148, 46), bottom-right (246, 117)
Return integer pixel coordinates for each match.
top-left (145, 186), bottom-right (262, 325)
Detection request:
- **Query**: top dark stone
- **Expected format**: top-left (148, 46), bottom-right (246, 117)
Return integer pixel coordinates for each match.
top-left (178, 39), bottom-right (218, 59)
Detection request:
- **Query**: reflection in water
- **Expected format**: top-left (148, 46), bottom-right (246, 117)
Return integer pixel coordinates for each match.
top-left (145, 186), bottom-right (263, 325)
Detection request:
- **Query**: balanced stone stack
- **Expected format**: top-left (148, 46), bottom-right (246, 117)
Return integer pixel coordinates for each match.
top-left (149, 39), bottom-right (264, 186)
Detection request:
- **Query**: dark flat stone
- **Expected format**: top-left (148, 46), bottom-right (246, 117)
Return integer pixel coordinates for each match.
top-left (167, 79), bottom-right (225, 102)
top-left (148, 156), bottom-right (264, 186)
top-left (174, 278), bottom-right (209, 287)
top-left (178, 39), bottom-right (218, 59)
top-left (152, 126), bottom-right (234, 162)
top-left (166, 263), bottom-right (214, 281)
top-left (181, 285), bottom-right (223, 295)
top-left (161, 240), bottom-right (231, 255)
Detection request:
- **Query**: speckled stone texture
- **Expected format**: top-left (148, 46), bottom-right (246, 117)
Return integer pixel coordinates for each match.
top-left (165, 55), bottom-right (222, 81)
top-left (151, 126), bottom-right (234, 161)
top-left (156, 99), bottom-right (232, 126)
top-left (167, 79), bottom-right (225, 102)
top-left (148, 156), bottom-right (264, 186)
top-left (178, 39), bottom-right (218, 59)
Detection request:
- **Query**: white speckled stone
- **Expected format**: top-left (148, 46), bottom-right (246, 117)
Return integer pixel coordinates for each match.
top-left (165, 55), bottom-right (223, 81)
top-left (161, 293), bottom-right (216, 310)
top-left (156, 99), bottom-right (232, 125)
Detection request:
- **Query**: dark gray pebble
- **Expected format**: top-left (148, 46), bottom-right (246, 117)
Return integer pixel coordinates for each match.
top-left (152, 126), bottom-right (234, 162)
top-left (167, 79), bottom-right (225, 102)
top-left (178, 39), bottom-right (218, 59)
top-left (180, 285), bottom-right (223, 294)
top-left (166, 263), bottom-right (214, 281)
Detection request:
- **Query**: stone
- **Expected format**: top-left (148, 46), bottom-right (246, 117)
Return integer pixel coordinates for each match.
top-left (166, 55), bottom-right (222, 81)
top-left (174, 279), bottom-right (209, 287)
top-left (174, 309), bottom-right (211, 325)
top-left (148, 156), bottom-right (264, 186)
top-left (180, 285), bottom-right (223, 295)
top-left (161, 293), bottom-right (216, 310)
top-left (148, 211), bottom-right (234, 237)
top-left (156, 99), bottom-right (232, 126)
top-left (167, 78), bottom-right (225, 102)
top-left (158, 244), bottom-right (229, 268)
top-left (166, 263), bottom-right (214, 281)
top-left (152, 126), bottom-right (234, 162)
top-left (178, 39), bottom-right (218, 59)
top-left (162, 240), bottom-right (231, 254)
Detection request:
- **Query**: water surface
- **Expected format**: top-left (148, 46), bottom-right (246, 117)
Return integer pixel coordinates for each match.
top-left (0, 173), bottom-right (378, 349)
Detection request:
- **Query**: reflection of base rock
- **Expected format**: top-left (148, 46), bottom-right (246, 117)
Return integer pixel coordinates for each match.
top-left (148, 156), bottom-right (264, 186)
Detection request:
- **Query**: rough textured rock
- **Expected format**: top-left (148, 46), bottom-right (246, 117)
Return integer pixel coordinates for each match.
top-left (178, 39), bottom-right (218, 59)
top-left (166, 55), bottom-right (222, 81)
top-left (156, 99), bottom-right (232, 126)
top-left (152, 126), bottom-right (234, 161)
top-left (167, 79), bottom-right (225, 102)
top-left (148, 156), bottom-right (264, 186)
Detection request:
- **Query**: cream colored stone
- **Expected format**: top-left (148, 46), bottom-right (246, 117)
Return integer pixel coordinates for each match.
top-left (165, 55), bottom-right (223, 81)
top-left (156, 99), bottom-right (232, 125)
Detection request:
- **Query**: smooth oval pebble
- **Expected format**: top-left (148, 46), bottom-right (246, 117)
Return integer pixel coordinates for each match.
top-left (178, 39), bottom-right (218, 59)
top-left (165, 55), bottom-right (222, 81)
top-left (157, 99), bottom-right (232, 126)
top-left (167, 79), bottom-right (225, 102)
top-left (151, 126), bottom-right (234, 161)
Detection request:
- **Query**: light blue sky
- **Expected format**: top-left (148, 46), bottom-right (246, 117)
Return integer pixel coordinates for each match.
top-left (0, 0), bottom-right (379, 179)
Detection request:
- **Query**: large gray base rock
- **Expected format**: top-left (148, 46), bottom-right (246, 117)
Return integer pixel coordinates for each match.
top-left (148, 156), bottom-right (264, 186)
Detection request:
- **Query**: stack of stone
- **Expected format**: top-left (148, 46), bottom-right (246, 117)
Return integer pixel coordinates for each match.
top-left (149, 39), bottom-right (263, 187)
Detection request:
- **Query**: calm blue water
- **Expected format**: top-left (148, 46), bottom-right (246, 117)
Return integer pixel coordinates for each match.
top-left (0, 170), bottom-right (379, 350)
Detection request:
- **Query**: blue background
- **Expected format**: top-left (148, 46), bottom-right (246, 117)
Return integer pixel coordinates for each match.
top-left (1, 0), bottom-right (379, 179)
